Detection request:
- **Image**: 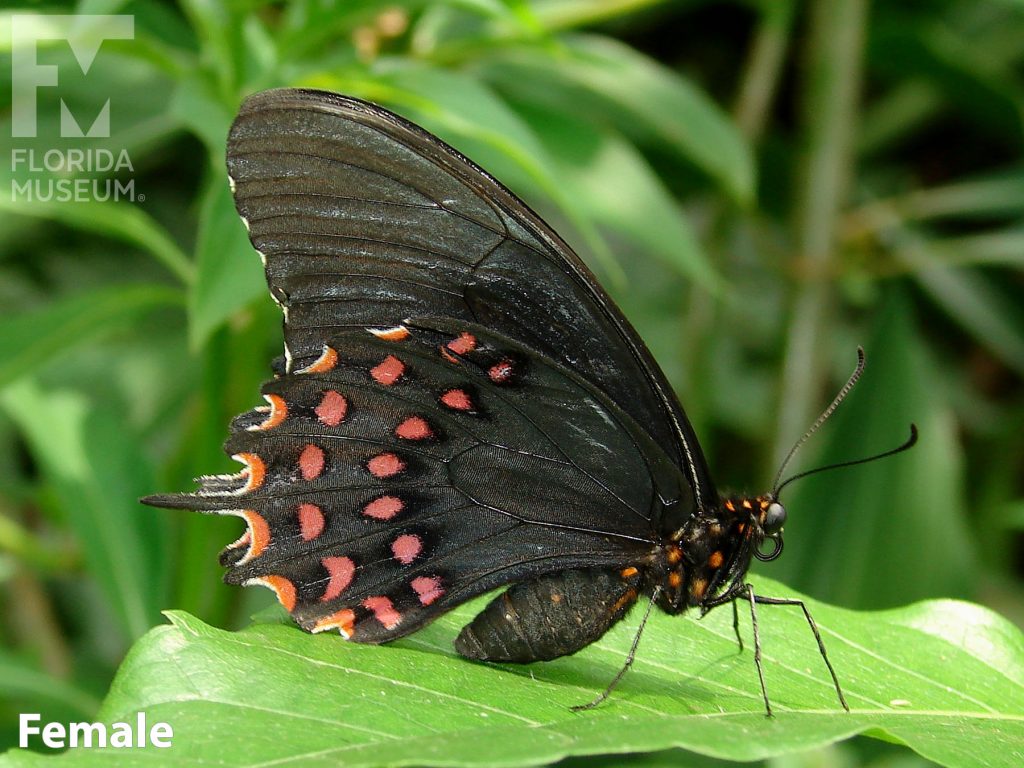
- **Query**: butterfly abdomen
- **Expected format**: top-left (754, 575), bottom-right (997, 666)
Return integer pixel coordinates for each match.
top-left (454, 568), bottom-right (643, 663)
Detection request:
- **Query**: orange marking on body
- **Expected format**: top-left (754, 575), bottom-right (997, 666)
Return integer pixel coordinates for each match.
top-left (369, 326), bottom-right (410, 342)
top-left (708, 551), bottom-right (724, 569)
top-left (363, 495), bottom-right (403, 520)
top-left (311, 608), bottom-right (356, 637)
top-left (371, 355), bottom-right (405, 386)
top-left (737, 523), bottom-right (747, 534)
top-left (666, 547), bottom-right (682, 565)
top-left (411, 576), bottom-right (445, 606)
top-left (668, 572), bottom-right (682, 589)
top-left (299, 444), bottom-right (325, 480)
top-left (725, 500), bottom-right (735, 512)
top-left (297, 503), bottom-right (325, 541)
top-left (249, 575), bottom-right (296, 612)
top-left (690, 578), bottom-right (707, 601)
top-left (234, 453), bottom-right (266, 493)
top-left (314, 390), bottom-right (348, 426)
top-left (321, 556), bottom-right (355, 601)
top-left (363, 595), bottom-right (401, 630)
top-left (611, 589), bottom-right (638, 615)
top-left (742, 499), bottom-right (753, 510)
top-left (446, 332), bottom-right (477, 355)
top-left (620, 566), bottom-right (639, 578)
top-left (395, 415), bottom-right (432, 440)
top-left (440, 388), bottom-right (473, 411)
top-left (299, 345), bottom-right (338, 374)
top-left (367, 452), bottom-right (405, 478)
top-left (254, 394), bottom-right (287, 430)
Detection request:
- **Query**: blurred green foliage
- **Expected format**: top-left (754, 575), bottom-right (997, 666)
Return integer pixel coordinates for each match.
top-left (0, 0), bottom-right (1022, 764)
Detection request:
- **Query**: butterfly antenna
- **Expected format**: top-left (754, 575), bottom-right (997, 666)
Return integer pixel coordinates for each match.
top-left (773, 424), bottom-right (918, 498)
top-left (771, 347), bottom-right (867, 496)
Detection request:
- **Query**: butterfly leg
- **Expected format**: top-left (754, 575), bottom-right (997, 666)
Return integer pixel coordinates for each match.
top-left (749, 590), bottom-right (849, 712)
top-left (454, 567), bottom-right (643, 664)
top-left (731, 598), bottom-right (744, 652)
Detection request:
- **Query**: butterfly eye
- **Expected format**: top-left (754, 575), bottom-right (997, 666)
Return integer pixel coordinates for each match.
top-left (762, 501), bottom-right (787, 536)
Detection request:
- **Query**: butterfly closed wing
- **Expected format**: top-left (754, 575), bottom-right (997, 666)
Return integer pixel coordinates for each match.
top-left (145, 88), bottom-right (850, 710)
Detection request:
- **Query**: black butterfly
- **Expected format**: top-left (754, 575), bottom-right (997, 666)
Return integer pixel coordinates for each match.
top-left (145, 88), bottom-right (914, 714)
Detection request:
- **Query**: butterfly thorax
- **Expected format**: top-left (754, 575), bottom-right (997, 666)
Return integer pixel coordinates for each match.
top-left (654, 495), bottom-right (781, 614)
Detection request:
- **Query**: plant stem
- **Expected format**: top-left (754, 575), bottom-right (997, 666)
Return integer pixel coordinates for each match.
top-left (774, 0), bottom-right (869, 466)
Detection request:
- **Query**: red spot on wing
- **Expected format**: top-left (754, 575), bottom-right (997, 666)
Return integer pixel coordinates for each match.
top-left (314, 391), bottom-right (348, 426)
top-left (447, 332), bottom-right (477, 355)
top-left (321, 556), bottom-right (355, 601)
top-left (299, 444), bottom-right (325, 480)
top-left (311, 608), bottom-right (356, 637)
top-left (371, 355), bottom-right (405, 386)
top-left (488, 359), bottom-right (514, 383)
top-left (363, 495), bottom-right (403, 520)
top-left (363, 596), bottom-right (401, 630)
top-left (367, 452), bottom-right (405, 478)
top-left (391, 534), bottom-right (422, 565)
top-left (411, 576), bottom-right (445, 606)
top-left (440, 389), bottom-right (473, 411)
top-left (395, 416), bottom-right (432, 440)
top-left (297, 503), bottom-right (325, 541)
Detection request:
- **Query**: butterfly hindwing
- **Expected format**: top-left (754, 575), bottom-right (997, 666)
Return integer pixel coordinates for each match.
top-left (149, 321), bottom-right (680, 642)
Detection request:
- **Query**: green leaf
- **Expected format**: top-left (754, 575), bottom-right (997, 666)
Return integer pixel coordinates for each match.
top-left (0, 284), bottom-right (183, 389)
top-left (2, 577), bottom-right (1021, 766)
top-left (0, 651), bottom-right (100, 718)
top-left (480, 34), bottom-right (755, 205)
top-left (188, 175), bottom-right (266, 349)
top-left (0, 199), bottom-right (193, 285)
top-left (0, 380), bottom-right (168, 643)
top-left (513, 102), bottom-right (718, 287)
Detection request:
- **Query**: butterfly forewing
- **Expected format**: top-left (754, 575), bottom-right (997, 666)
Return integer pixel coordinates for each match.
top-left (227, 89), bottom-right (714, 508)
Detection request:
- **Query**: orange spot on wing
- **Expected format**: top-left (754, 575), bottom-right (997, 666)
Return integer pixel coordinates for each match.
top-left (299, 345), bottom-right (338, 374)
top-left (240, 510), bottom-right (270, 561)
top-left (369, 326), bottom-right (410, 342)
top-left (311, 608), bottom-right (356, 637)
top-left (249, 575), bottom-right (296, 612)
top-left (234, 453), bottom-right (266, 493)
top-left (253, 394), bottom-right (287, 430)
